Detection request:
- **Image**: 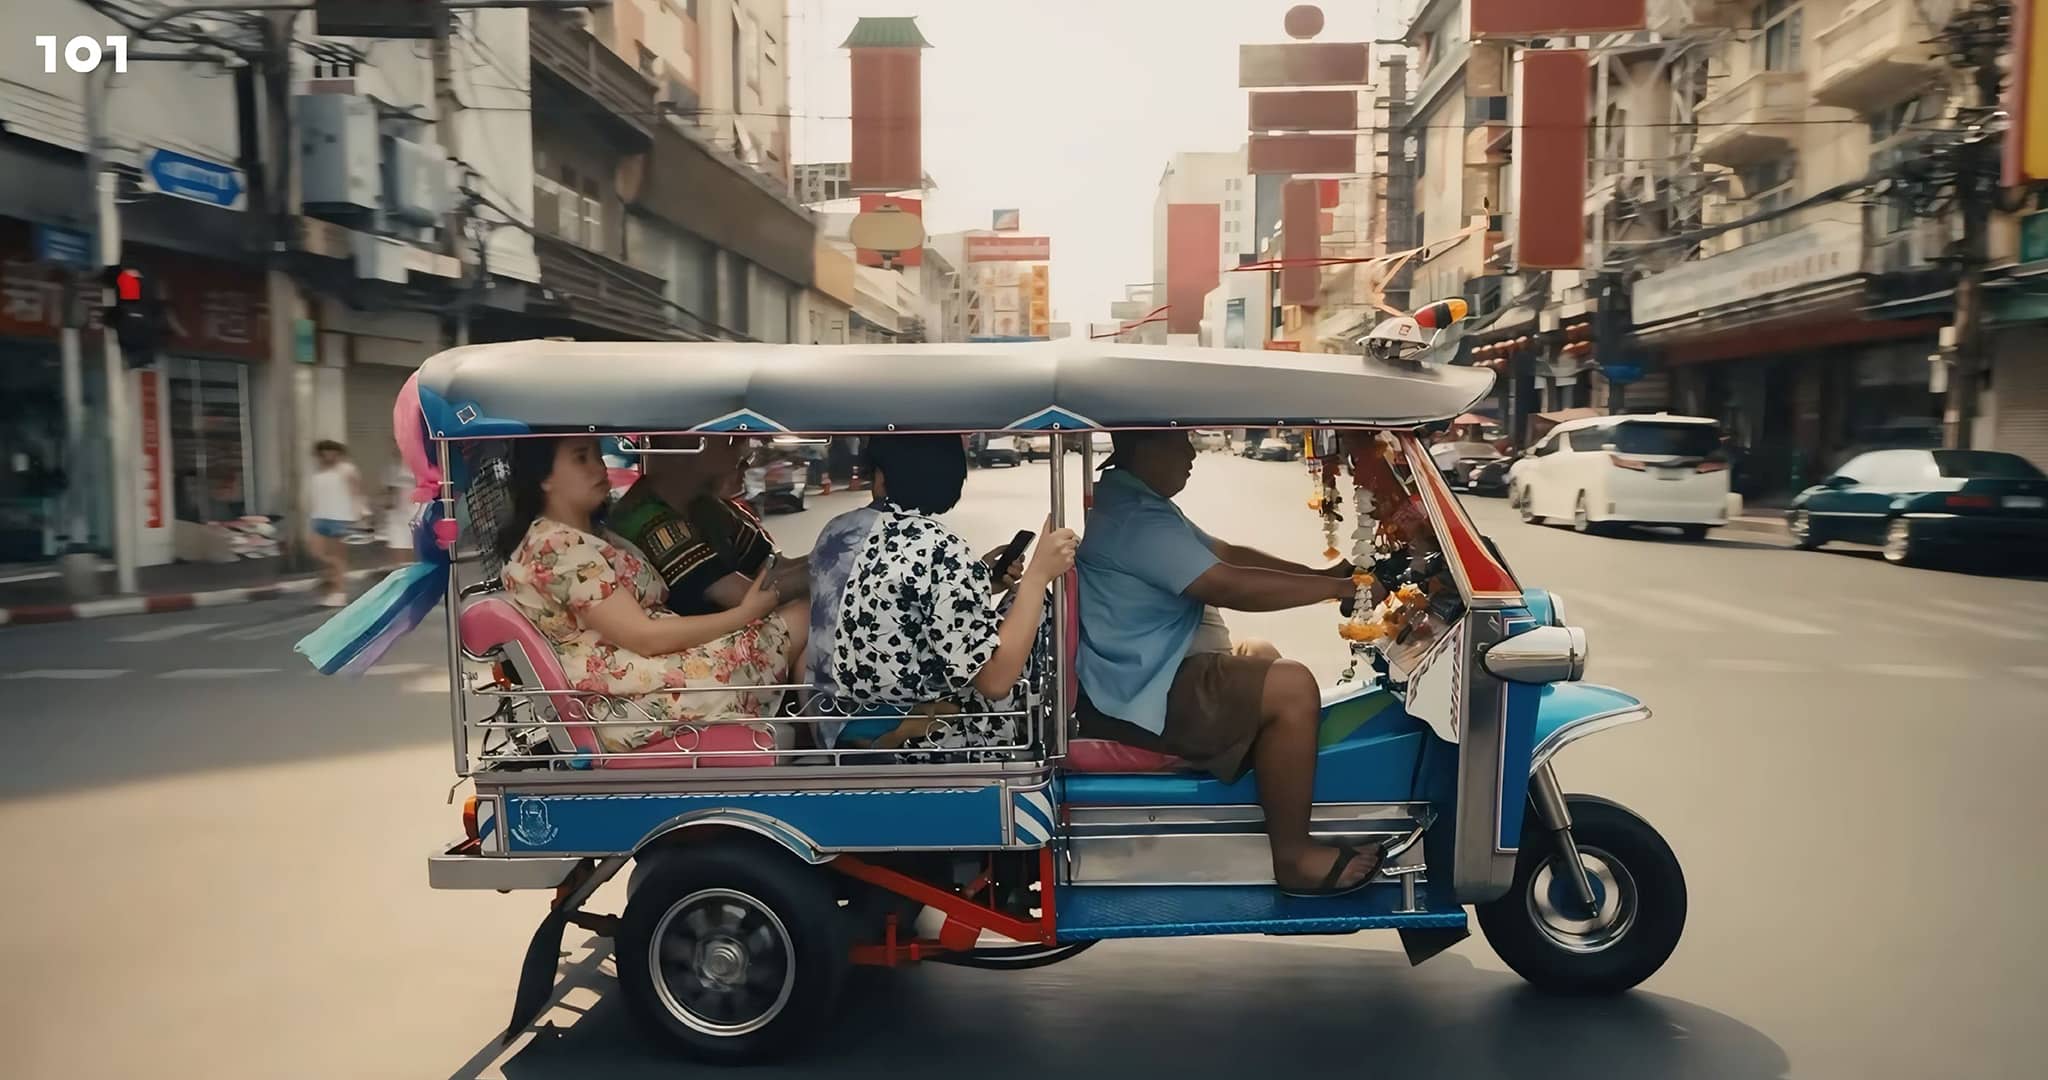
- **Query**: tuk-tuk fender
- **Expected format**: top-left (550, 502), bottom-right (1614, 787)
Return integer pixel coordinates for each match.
top-left (1530, 683), bottom-right (1650, 771)
top-left (633, 808), bottom-right (828, 865)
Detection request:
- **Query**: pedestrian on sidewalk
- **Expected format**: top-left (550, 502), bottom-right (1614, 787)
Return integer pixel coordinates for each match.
top-left (308, 440), bottom-right (361, 607)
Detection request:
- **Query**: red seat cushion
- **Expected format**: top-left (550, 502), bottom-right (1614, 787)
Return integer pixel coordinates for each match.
top-left (1066, 738), bottom-right (1186, 773)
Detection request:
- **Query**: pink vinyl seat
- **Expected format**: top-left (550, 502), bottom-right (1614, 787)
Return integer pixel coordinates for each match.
top-left (457, 596), bottom-right (775, 769)
top-left (1056, 570), bottom-right (1188, 774)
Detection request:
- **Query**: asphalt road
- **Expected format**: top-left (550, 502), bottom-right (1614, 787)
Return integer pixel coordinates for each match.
top-left (3, 454), bottom-right (2045, 1079)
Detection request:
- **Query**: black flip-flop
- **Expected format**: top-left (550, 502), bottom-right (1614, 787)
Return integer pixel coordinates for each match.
top-left (1279, 841), bottom-right (1388, 899)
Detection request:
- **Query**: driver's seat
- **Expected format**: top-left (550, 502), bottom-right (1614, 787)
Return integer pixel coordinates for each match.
top-left (1058, 569), bottom-right (1188, 774)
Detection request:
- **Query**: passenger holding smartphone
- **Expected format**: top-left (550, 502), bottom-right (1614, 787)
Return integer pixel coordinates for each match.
top-left (803, 436), bottom-right (1076, 757)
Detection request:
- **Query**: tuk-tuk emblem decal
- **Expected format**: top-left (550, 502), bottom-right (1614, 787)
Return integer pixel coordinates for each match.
top-left (510, 800), bottom-right (558, 846)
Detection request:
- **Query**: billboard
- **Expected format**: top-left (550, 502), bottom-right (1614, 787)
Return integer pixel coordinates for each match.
top-left (849, 48), bottom-right (923, 192)
top-left (1239, 42), bottom-right (1370, 87)
top-left (992, 209), bottom-right (1021, 231)
top-left (1280, 179), bottom-right (1320, 306)
top-left (1469, 0), bottom-right (1645, 37)
top-left (1513, 50), bottom-right (1590, 270)
top-left (1248, 90), bottom-right (1359, 132)
top-left (855, 194), bottom-right (924, 267)
top-left (1248, 133), bottom-right (1356, 175)
top-left (1165, 204), bottom-right (1221, 334)
top-left (965, 234), bottom-right (1051, 262)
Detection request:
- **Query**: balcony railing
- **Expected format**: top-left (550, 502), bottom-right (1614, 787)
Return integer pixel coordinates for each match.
top-left (529, 11), bottom-right (659, 145)
top-left (1811, 0), bottom-right (1948, 110)
top-left (534, 233), bottom-right (688, 341)
top-left (1696, 72), bottom-right (1807, 166)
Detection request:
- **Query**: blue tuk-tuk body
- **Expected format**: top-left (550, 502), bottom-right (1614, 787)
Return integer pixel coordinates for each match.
top-left (373, 338), bottom-right (1682, 1065)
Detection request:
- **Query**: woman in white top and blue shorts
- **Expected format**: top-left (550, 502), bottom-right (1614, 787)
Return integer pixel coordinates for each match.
top-left (307, 440), bottom-right (361, 606)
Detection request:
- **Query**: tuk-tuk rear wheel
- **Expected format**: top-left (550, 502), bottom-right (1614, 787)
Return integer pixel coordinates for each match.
top-left (1475, 795), bottom-right (1685, 996)
top-left (616, 846), bottom-right (848, 1064)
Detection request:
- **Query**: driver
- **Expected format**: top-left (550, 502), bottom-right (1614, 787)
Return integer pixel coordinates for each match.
top-left (1075, 431), bottom-right (1388, 898)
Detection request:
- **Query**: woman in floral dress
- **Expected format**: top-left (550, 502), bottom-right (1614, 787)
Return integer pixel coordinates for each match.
top-left (497, 436), bottom-right (806, 754)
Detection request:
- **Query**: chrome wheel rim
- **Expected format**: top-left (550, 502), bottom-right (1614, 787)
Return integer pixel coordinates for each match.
top-left (1527, 847), bottom-right (1636, 954)
top-left (649, 888), bottom-right (796, 1037)
top-left (1884, 520), bottom-right (1911, 562)
top-left (1789, 510), bottom-right (1809, 541)
top-left (1573, 497), bottom-right (1590, 532)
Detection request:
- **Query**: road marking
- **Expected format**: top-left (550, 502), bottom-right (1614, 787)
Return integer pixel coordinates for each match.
top-left (212, 612), bottom-right (327, 642)
top-left (158, 667), bottom-right (282, 679)
top-left (1562, 591), bottom-right (1712, 632)
top-left (1836, 598), bottom-right (2041, 642)
top-left (0, 668), bottom-right (130, 680)
top-left (1704, 657), bottom-right (1808, 673)
top-left (1648, 591), bottom-right (1830, 635)
top-left (1921, 595), bottom-right (2048, 629)
top-left (1845, 663), bottom-right (1970, 679)
top-left (364, 662), bottom-right (435, 677)
top-left (108, 622), bottom-right (226, 643)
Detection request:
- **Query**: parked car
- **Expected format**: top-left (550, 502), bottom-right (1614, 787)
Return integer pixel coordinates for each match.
top-left (1508, 414), bottom-right (1729, 539)
top-left (1786, 448), bottom-right (2048, 566)
top-left (1242, 434), bottom-right (1301, 462)
top-left (1465, 451), bottom-right (1520, 496)
top-left (974, 435), bottom-right (1024, 468)
top-left (1020, 434), bottom-right (1054, 461)
top-left (1430, 440), bottom-right (1506, 491)
top-left (1190, 429), bottom-right (1228, 452)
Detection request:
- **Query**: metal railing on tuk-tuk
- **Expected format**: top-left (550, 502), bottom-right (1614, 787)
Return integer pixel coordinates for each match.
top-left (432, 432), bottom-right (1083, 778)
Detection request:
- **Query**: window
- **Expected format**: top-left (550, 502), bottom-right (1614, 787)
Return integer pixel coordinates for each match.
top-left (1736, 154), bottom-right (1797, 244)
top-left (1567, 427), bottom-right (1607, 452)
top-left (1934, 450), bottom-right (2046, 480)
top-left (1751, 0), bottom-right (1803, 73)
top-left (1612, 422), bottom-right (1721, 458)
top-left (1869, 94), bottom-right (1940, 234)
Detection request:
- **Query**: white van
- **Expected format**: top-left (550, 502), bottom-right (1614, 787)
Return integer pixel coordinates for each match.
top-left (1507, 414), bottom-right (1729, 539)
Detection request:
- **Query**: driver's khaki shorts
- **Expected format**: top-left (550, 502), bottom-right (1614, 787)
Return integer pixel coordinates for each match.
top-left (1077, 650), bottom-right (1276, 782)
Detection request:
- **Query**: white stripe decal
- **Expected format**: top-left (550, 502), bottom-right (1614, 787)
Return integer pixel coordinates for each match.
top-left (1013, 813), bottom-right (1052, 844)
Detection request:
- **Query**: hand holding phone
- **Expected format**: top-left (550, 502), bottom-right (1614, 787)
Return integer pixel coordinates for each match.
top-left (987, 529), bottom-right (1035, 586)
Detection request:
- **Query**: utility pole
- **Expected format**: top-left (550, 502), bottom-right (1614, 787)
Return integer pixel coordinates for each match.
top-left (1940, 0), bottom-right (2015, 450)
top-left (433, 3), bottom-right (472, 347)
top-left (81, 68), bottom-right (138, 594)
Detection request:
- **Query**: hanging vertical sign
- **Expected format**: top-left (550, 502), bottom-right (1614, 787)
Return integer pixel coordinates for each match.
top-left (2010, 0), bottom-right (2048, 187)
top-left (138, 369), bottom-right (163, 529)
top-left (1514, 50), bottom-right (1590, 270)
top-left (844, 18), bottom-right (931, 193)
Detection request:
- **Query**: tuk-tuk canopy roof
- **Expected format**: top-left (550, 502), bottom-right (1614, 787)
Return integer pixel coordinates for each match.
top-left (414, 339), bottom-right (1495, 439)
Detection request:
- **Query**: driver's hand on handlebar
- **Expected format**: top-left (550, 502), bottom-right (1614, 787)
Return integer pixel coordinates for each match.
top-left (1022, 517), bottom-right (1079, 587)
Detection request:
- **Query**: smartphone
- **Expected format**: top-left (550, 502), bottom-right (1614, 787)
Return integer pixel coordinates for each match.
top-left (988, 529), bottom-right (1035, 582)
top-left (755, 553), bottom-right (779, 583)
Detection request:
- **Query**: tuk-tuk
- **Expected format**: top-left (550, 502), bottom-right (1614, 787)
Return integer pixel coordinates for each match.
top-left (379, 338), bottom-right (1681, 1064)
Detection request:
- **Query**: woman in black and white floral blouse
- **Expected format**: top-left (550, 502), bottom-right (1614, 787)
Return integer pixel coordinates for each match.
top-left (829, 436), bottom-right (1077, 758)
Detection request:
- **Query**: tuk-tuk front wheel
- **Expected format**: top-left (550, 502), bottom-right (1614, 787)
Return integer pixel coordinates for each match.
top-left (1475, 796), bottom-right (1685, 995)
top-left (616, 847), bottom-right (848, 1064)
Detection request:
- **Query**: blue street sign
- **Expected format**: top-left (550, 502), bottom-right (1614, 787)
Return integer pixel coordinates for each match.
top-left (143, 147), bottom-right (246, 211)
top-left (32, 224), bottom-right (94, 268)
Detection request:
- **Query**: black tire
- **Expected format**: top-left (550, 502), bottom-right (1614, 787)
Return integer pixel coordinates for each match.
top-left (1788, 509), bottom-right (1821, 550)
top-left (615, 845), bottom-right (849, 1064)
top-left (1677, 524), bottom-right (1709, 542)
top-left (1882, 518), bottom-right (1920, 566)
top-left (1476, 796), bottom-right (1686, 996)
top-left (1572, 493), bottom-right (1595, 534)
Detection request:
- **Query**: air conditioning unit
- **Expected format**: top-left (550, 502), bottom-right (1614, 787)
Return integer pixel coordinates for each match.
top-left (298, 94), bottom-right (381, 212)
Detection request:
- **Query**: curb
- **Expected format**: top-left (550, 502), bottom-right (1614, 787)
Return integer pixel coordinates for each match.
top-left (0, 567), bottom-right (384, 628)
top-left (1721, 515), bottom-right (1790, 539)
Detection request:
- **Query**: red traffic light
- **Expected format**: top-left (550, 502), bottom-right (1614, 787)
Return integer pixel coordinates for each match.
top-left (115, 268), bottom-right (144, 303)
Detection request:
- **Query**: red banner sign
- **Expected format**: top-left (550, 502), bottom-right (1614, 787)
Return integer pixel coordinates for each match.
top-left (964, 235), bottom-right (1051, 262)
top-left (139, 369), bottom-right (163, 529)
top-left (1266, 339), bottom-right (1302, 352)
top-left (1514, 50), bottom-right (1590, 270)
top-left (1470, 0), bottom-right (1645, 37)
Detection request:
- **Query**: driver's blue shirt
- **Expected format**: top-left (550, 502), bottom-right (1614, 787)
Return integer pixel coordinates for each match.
top-left (1077, 469), bottom-right (1220, 735)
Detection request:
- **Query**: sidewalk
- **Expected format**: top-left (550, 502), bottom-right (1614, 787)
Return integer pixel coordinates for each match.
top-left (0, 546), bottom-right (394, 627)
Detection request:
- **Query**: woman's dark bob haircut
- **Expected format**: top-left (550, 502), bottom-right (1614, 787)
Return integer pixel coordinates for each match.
top-left (866, 435), bottom-right (969, 515)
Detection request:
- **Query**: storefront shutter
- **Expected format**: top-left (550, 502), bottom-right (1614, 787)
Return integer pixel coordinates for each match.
top-left (1993, 351), bottom-right (2048, 471)
top-left (344, 363), bottom-right (415, 509)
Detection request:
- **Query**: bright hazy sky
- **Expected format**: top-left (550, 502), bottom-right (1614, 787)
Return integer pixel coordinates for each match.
top-left (789, 0), bottom-right (1403, 328)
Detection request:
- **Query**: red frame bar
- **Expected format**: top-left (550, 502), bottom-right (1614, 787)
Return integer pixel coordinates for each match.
top-left (831, 855), bottom-right (1051, 957)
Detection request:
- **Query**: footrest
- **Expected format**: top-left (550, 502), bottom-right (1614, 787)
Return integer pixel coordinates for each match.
top-left (1055, 883), bottom-right (1468, 942)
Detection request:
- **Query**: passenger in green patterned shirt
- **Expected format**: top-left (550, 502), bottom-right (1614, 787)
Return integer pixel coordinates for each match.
top-left (610, 436), bottom-right (811, 618)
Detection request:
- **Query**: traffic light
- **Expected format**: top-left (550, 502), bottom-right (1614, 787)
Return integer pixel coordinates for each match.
top-left (104, 266), bottom-right (164, 368)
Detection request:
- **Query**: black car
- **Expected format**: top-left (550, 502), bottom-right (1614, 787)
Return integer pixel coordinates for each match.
top-left (1786, 449), bottom-right (2048, 567)
top-left (1465, 451), bottom-right (1520, 496)
top-left (973, 436), bottom-right (1024, 468)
